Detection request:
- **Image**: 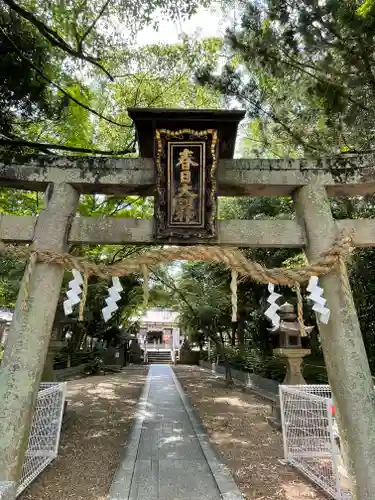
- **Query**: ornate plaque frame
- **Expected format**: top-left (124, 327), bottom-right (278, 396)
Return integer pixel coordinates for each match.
top-left (154, 128), bottom-right (218, 241)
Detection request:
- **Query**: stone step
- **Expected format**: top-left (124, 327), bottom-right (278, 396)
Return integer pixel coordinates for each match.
top-left (148, 354), bottom-right (171, 358)
top-left (148, 357), bottom-right (171, 361)
top-left (147, 352), bottom-right (171, 357)
top-left (147, 351), bottom-right (171, 364)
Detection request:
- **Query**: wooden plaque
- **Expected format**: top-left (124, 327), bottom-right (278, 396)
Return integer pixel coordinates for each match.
top-left (154, 128), bottom-right (218, 241)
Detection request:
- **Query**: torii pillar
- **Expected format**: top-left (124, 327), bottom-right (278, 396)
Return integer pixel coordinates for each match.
top-left (294, 183), bottom-right (375, 500)
top-left (0, 183), bottom-right (79, 493)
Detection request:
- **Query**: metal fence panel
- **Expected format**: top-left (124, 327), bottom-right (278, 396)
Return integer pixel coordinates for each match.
top-left (280, 384), bottom-right (351, 500)
top-left (17, 382), bottom-right (66, 496)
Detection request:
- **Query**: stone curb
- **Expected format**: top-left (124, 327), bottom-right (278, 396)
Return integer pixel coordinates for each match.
top-left (170, 368), bottom-right (244, 499)
top-left (107, 372), bottom-right (152, 500)
top-left (198, 361), bottom-right (279, 402)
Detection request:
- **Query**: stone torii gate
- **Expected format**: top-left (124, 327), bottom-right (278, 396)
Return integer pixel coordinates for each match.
top-left (1, 108), bottom-right (375, 499)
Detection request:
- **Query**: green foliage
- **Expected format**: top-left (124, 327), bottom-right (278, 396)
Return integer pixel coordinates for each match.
top-left (0, 1), bottom-right (222, 154)
top-left (17, 0), bottom-right (212, 63)
top-left (0, 256), bottom-right (25, 308)
top-left (302, 359), bottom-right (329, 384)
top-left (176, 260), bottom-right (234, 343)
top-left (0, 1), bottom-right (225, 346)
top-left (0, 189), bottom-right (43, 215)
top-left (202, 345), bottom-right (287, 381)
top-left (198, 0), bottom-right (375, 156)
top-left (0, 5), bottom-right (57, 139)
top-left (349, 247), bottom-right (375, 371)
top-left (0, 188), bottom-right (153, 311)
top-left (5, 0), bottom-right (375, 382)
top-left (96, 39), bottom-right (223, 151)
top-left (202, 345), bottom-right (329, 384)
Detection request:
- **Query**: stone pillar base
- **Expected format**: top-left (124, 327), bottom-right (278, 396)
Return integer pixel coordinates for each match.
top-left (42, 339), bottom-right (65, 382)
top-left (273, 348), bottom-right (311, 385)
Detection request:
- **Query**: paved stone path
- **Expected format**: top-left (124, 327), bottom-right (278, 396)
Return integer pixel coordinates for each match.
top-left (108, 365), bottom-right (243, 500)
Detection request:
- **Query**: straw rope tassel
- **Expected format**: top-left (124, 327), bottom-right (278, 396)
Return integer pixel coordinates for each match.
top-left (295, 282), bottom-right (306, 337)
top-left (142, 265), bottom-right (149, 307)
top-left (231, 269), bottom-right (238, 322)
top-left (78, 272), bottom-right (89, 322)
top-left (21, 252), bottom-right (38, 311)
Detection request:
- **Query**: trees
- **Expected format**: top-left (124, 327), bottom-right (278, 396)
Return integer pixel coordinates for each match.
top-left (0, 0), bottom-right (221, 154)
top-left (198, 0), bottom-right (375, 156)
top-left (173, 261), bottom-right (236, 384)
top-left (191, 1), bottom-right (375, 374)
top-left (145, 260), bottom-right (238, 383)
top-left (0, 5), bottom-right (57, 141)
top-left (0, 1), bottom-right (225, 360)
top-left (5, 0), bottom-right (211, 73)
top-left (95, 39), bottom-right (223, 151)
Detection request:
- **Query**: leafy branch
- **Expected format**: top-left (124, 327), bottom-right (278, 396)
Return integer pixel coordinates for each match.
top-left (0, 27), bottom-right (132, 129)
top-left (77, 0), bottom-right (111, 52)
top-left (0, 137), bottom-right (135, 156)
top-left (2, 0), bottom-right (114, 80)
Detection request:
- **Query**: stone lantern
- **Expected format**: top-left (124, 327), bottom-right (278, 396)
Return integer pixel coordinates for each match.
top-left (269, 302), bottom-right (313, 385)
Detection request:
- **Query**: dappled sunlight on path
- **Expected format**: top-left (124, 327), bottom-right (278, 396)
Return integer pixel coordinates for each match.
top-left (174, 366), bottom-right (326, 500)
top-left (20, 369), bottom-right (147, 500)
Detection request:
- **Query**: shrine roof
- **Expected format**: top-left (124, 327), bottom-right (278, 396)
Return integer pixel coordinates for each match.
top-left (131, 308), bottom-right (179, 325)
top-left (127, 107), bottom-right (246, 159)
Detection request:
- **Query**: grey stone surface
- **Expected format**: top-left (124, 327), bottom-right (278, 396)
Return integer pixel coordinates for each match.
top-left (158, 459), bottom-right (220, 500)
top-left (128, 460), bottom-right (158, 500)
top-left (294, 184), bottom-right (375, 500)
top-left (0, 481), bottom-right (16, 500)
top-left (2, 153), bottom-right (375, 196)
top-left (108, 365), bottom-right (243, 500)
top-left (0, 183), bottom-right (80, 482)
top-left (4, 213), bottom-right (375, 249)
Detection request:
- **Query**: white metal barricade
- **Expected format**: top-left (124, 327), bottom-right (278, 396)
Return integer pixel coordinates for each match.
top-left (17, 382), bottom-right (66, 496)
top-left (279, 385), bottom-right (352, 500)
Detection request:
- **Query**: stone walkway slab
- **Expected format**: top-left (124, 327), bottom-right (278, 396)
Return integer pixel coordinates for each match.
top-left (108, 365), bottom-right (243, 500)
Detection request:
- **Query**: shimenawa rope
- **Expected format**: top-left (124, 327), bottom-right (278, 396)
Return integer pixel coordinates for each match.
top-left (0, 235), bottom-right (352, 333)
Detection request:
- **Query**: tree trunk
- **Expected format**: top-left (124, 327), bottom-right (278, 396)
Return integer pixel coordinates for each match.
top-left (310, 327), bottom-right (320, 357)
top-left (80, 332), bottom-right (87, 350)
top-left (223, 354), bottom-right (233, 386)
top-left (219, 331), bottom-right (226, 349)
top-left (231, 322), bottom-right (238, 346)
top-left (214, 336), bottom-right (233, 387)
top-left (238, 325), bottom-right (245, 348)
top-left (71, 324), bottom-right (84, 351)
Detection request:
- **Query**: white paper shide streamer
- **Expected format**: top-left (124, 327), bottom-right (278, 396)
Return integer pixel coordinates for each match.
top-left (102, 277), bottom-right (123, 322)
top-left (265, 283), bottom-right (282, 327)
top-left (307, 276), bottom-right (330, 324)
top-left (63, 269), bottom-right (83, 316)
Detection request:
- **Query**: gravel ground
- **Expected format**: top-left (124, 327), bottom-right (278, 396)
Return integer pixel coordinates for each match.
top-left (21, 368), bottom-right (147, 500)
top-left (174, 365), bottom-right (326, 500)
